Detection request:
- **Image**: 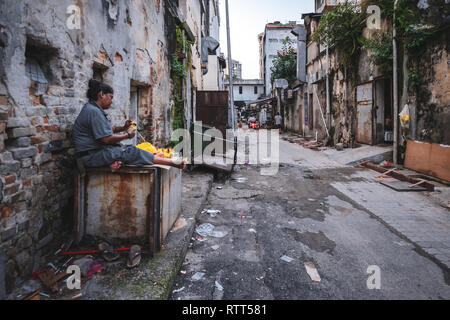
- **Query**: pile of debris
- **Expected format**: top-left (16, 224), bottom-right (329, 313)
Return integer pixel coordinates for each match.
top-left (11, 239), bottom-right (144, 301)
top-left (356, 161), bottom-right (443, 192)
top-left (282, 136), bottom-right (327, 151)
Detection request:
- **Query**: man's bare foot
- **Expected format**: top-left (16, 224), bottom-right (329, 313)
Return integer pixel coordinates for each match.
top-left (110, 161), bottom-right (122, 172)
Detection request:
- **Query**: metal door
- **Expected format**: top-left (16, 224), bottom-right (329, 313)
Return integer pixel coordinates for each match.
top-left (356, 83), bottom-right (374, 145)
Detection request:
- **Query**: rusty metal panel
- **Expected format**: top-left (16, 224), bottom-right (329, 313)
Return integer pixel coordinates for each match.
top-left (196, 91), bottom-right (229, 135)
top-left (356, 83), bottom-right (373, 145)
top-left (85, 171), bottom-right (155, 240)
top-left (160, 167), bottom-right (182, 242)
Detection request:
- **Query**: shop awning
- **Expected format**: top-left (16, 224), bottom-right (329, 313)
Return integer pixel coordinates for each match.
top-left (246, 97), bottom-right (276, 106)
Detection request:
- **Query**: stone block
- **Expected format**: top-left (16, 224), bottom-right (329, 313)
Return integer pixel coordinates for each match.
top-left (0, 151), bottom-right (12, 163)
top-left (19, 167), bottom-right (37, 179)
top-left (3, 183), bottom-right (19, 196)
top-left (0, 161), bottom-right (20, 175)
top-left (7, 137), bottom-right (31, 148)
top-left (21, 158), bottom-right (33, 168)
top-left (29, 117), bottom-right (44, 126)
top-left (41, 95), bottom-right (61, 107)
top-left (4, 175), bottom-right (16, 185)
top-left (46, 85), bottom-right (65, 97)
top-left (25, 106), bottom-right (47, 117)
top-left (1, 207), bottom-right (14, 219)
top-left (65, 90), bottom-right (75, 98)
top-left (6, 118), bottom-right (31, 128)
top-left (7, 127), bottom-right (35, 138)
top-left (11, 147), bottom-right (38, 160)
top-left (35, 153), bottom-right (52, 165)
top-left (30, 135), bottom-right (47, 145)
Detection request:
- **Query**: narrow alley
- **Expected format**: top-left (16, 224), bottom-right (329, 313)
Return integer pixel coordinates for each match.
top-left (171, 129), bottom-right (450, 300)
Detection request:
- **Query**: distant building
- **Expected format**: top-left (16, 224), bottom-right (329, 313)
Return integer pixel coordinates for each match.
top-left (258, 33), bottom-right (265, 80)
top-left (261, 21), bottom-right (301, 96)
top-left (224, 59), bottom-right (242, 80)
top-left (224, 79), bottom-right (264, 107)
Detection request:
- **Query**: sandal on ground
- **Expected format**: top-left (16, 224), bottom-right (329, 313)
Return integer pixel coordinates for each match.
top-left (98, 242), bottom-right (120, 262)
top-left (127, 245), bottom-right (142, 269)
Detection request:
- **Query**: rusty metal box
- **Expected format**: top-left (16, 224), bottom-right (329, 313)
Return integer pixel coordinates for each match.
top-left (74, 166), bottom-right (182, 254)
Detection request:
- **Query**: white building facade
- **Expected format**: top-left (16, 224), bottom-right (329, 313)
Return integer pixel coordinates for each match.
top-left (224, 79), bottom-right (264, 105)
top-left (262, 22), bottom-right (300, 96)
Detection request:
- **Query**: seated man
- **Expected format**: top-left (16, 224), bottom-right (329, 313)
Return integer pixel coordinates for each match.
top-left (73, 79), bottom-right (186, 171)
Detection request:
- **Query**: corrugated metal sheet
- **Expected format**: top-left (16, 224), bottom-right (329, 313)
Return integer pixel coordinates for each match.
top-left (356, 83), bottom-right (373, 145)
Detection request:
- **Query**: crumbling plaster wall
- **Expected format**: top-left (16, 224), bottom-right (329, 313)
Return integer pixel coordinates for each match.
top-left (414, 32), bottom-right (450, 145)
top-left (180, 0), bottom-right (203, 91)
top-left (0, 0), bottom-right (173, 294)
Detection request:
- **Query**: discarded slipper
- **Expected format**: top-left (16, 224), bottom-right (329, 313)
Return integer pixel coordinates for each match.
top-left (127, 245), bottom-right (142, 269)
top-left (98, 242), bottom-right (120, 262)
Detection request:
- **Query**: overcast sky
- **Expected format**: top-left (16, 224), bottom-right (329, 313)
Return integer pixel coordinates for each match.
top-left (219, 0), bottom-right (315, 79)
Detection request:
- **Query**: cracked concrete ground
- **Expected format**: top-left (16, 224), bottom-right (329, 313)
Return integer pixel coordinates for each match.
top-left (171, 135), bottom-right (450, 300)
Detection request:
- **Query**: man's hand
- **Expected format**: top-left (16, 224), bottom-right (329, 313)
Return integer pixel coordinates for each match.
top-left (123, 120), bottom-right (133, 131)
top-left (127, 129), bottom-right (136, 139)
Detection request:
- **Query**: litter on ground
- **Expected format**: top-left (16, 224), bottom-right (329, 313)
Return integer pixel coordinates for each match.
top-left (173, 287), bottom-right (185, 293)
top-left (196, 223), bottom-right (228, 238)
top-left (280, 256), bottom-right (295, 263)
top-left (191, 272), bottom-right (206, 281)
top-left (215, 281), bottom-right (224, 291)
top-left (202, 209), bottom-right (222, 218)
top-left (304, 262), bottom-right (321, 282)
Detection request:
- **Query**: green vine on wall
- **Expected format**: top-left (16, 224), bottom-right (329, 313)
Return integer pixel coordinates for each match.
top-left (311, 0), bottom-right (367, 82)
top-left (170, 26), bottom-right (194, 131)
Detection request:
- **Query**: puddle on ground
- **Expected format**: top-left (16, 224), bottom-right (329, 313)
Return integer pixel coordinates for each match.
top-left (283, 228), bottom-right (336, 254)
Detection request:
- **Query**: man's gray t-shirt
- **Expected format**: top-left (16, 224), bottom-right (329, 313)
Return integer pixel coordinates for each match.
top-left (73, 102), bottom-right (113, 153)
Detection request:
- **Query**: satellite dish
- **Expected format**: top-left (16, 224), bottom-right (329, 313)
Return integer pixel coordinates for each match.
top-left (274, 79), bottom-right (289, 89)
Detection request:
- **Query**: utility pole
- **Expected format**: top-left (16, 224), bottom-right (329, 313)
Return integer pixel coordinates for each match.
top-left (225, 0), bottom-right (236, 132)
top-left (393, 0), bottom-right (399, 165)
top-left (325, 39), bottom-right (331, 130)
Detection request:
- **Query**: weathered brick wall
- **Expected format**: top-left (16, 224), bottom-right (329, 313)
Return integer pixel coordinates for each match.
top-left (0, 0), bottom-right (174, 294)
top-left (413, 32), bottom-right (450, 145)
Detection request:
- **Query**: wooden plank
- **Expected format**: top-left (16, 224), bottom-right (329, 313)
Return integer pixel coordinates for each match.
top-left (380, 181), bottom-right (427, 192)
top-left (360, 162), bottom-right (435, 191)
top-left (405, 140), bottom-right (450, 182)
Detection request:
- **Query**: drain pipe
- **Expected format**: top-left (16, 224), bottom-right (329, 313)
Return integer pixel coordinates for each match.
top-left (326, 37), bottom-right (331, 130)
top-left (393, 0), bottom-right (399, 165)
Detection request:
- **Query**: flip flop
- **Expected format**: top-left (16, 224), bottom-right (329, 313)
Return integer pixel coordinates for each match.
top-left (127, 245), bottom-right (142, 269)
top-left (98, 242), bottom-right (120, 262)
